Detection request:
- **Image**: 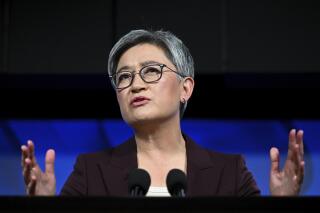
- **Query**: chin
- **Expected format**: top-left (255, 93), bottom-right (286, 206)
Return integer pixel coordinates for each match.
top-left (124, 112), bottom-right (163, 128)
top-left (126, 107), bottom-right (155, 121)
top-left (122, 107), bottom-right (178, 127)
top-left (127, 115), bottom-right (155, 126)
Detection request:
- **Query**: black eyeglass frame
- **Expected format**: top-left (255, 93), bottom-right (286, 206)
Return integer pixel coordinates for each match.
top-left (109, 64), bottom-right (186, 90)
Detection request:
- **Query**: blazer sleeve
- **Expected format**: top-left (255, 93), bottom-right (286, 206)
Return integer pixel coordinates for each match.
top-left (236, 155), bottom-right (261, 196)
top-left (60, 155), bottom-right (88, 195)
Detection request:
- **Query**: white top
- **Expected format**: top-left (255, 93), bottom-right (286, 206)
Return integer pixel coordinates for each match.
top-left (146, 186), bottom-right (171, 197)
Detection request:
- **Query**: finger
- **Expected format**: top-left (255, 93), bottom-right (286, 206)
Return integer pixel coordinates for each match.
top-left (288, 129), bottom-right (297, 149)
top-left (294, 160), bottom-right (305, 187)
top-left (298, 161), bottom-right (305, 184)
top-left (28, 140), bottom-right (41, 172)
top-left (21, 145), bottom-right (29, 167)
top-left (270, 147), bottom-right (280, 174)
top-left (292, 130), bottom-right (304, 173)
top-left (27, 140), bottom-right (36, 164)
top-left (293, 143), bottom-right (302, 175)
top-left (24, 157), bottom-right (44, 184)
top-left (297, 130), bottom-right (304, 159)
top-left (27, 175), bottom-right (37, 195)
top-left (287, 129), bottom-right (298, 160)
top-left (23, 158), bottom-right (33, 184)
top-left (295, 129), bottom-right (305, 181)
top-left (45, 149), bottom-right (56, 175)
top-left (297, 130), bottom-right (305, 183)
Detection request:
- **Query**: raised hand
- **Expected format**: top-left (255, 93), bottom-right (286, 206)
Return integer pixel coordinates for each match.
top-left (269, 129), bottom-right (305, 196)
top-left (21, 140), bottom-right (56, 195)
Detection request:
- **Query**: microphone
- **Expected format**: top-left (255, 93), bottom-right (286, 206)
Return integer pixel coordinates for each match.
top-left (166, 169), bottom-right (187, 197)
top-left (128, 168), bottom-right (151, 196)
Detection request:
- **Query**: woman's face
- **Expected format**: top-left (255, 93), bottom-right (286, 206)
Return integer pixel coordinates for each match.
top-left (115, 43), bottom-right (187, 127)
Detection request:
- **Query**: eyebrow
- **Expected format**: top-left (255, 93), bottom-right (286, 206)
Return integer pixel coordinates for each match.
top-left (140, 60), bottom-right (160, 67)
top-left (116, 60), bottom-right (161, 73)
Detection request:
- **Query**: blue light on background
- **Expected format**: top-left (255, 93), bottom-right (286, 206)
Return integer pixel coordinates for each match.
top-left (0, 119), bottom-right (319, 195)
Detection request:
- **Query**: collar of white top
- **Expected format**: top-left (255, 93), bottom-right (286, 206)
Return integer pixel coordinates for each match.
top-left (146, 186), bottom-right (171, 197)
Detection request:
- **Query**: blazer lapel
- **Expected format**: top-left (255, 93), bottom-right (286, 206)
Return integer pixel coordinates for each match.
top-left (98, 137), bottom-right (138, 196)
top-left (185, 134), bottom-right (224, 196)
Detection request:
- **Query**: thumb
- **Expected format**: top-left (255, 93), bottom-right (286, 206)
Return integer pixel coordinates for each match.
top-left (45, 149), bottom-right (55, 175)
top-left (270, 147), bottom-right (280, 174)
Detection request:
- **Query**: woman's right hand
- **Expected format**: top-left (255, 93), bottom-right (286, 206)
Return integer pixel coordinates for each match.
top-left (21, 140), bottom-right (56, 196)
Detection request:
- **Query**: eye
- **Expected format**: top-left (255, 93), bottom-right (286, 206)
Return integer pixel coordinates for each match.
top-left (143, 66), bottom-right (161, 75)
top-left (117, 72), bottom-right (131, 83)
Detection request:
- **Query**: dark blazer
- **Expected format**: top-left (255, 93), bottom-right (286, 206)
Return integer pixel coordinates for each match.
top-left (60, 134), bottom-right (260, 196)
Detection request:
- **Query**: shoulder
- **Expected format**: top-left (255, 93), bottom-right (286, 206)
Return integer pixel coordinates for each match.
top-left (76, 149), bottom-right (113, 164)
top-left (184, 133), bottom-right (260, 196)
top-left (206, 148), bottom-right (244, 163)
top-left (184, 133), bottom-right (244, 166)
top-left (75, 136), bottom-right (136, 164)
top-left (201, 145), bottom-right (247, 171)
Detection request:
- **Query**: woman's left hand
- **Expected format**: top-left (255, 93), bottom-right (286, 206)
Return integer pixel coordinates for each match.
top-left (269, 129), bottom-right (305, 196)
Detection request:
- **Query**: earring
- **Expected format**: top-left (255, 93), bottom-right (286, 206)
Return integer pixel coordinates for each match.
top-left (181, 98), bottom-right (186, 104)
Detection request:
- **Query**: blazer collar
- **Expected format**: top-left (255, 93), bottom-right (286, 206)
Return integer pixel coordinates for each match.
top-left (184, 134), bottom-right (222, 196)
top-left (184, 133), bottom-right (215, 170)
top-left (98, 137), bottom-right (137, 196)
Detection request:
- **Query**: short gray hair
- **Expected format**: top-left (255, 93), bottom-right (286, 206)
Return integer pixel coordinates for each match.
top-left (107, 29), bottom-right (194, 118)
top-left (108, 29), bottom-right (194, 78)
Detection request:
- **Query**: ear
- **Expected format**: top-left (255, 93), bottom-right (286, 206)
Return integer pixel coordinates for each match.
top-left (180, 77), bottom-right (195, 102)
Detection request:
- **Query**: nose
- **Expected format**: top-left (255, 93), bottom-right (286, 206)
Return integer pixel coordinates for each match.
top-left (130, 72), bottom-right (147, 93)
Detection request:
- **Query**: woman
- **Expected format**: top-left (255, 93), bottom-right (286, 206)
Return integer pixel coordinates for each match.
top-left (21, 29), bottom-right (305, 196)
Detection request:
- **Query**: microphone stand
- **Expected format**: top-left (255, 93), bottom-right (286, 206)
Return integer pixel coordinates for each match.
top-left (130, 186), bottom-right (145, 197)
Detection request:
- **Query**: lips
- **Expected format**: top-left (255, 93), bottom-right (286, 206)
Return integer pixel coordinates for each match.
top-left (130, 96), bottom-right (150, 107)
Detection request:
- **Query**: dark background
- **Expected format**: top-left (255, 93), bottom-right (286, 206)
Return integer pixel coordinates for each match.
top-left (1, 0), bottom-right (320, 118)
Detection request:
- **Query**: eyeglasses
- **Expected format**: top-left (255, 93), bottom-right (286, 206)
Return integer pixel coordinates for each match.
top-left (109, 64), bottom-right (185, 90)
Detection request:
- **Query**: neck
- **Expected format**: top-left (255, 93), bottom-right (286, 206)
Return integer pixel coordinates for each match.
top-left (133, 116), bottom-right (185, 156)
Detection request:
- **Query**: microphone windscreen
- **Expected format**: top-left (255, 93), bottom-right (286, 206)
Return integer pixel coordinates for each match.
top-left (166, 169), bottom-right (187, 196)
top-left (128, 168), bottom-right (151, 195)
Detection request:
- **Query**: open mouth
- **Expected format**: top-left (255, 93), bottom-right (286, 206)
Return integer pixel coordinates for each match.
top-left (130, 97), bottom-right (150, 107)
